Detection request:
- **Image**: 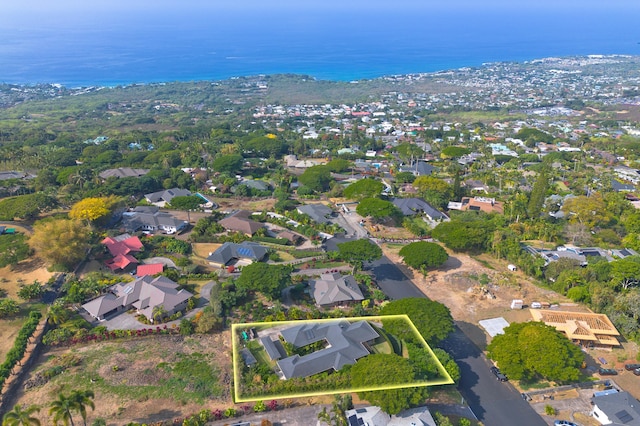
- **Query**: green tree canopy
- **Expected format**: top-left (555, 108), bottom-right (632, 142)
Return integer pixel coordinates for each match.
top-left (326, 159), bottom-right (352, 173)
top-left (561, 193), bottom-right (611, 229)
top-left (169, 195), bottom-right (203, 210)
top-left (356, 198), bottom-right (401, 222)
top-left (440, 146), bottom-right (469, 159)
top-left (380, 298), bottom-right (454, 345)
top-left (298, 165), bottom-right (332, 192)
top-left (399, 242), bottom-right (448, 271)
top-left (0, 193), bottom-right (57, 221)
top-left (487, 321), bottom-right (584, 383)
top-left (336, 239), bottom-right (382, 272)
top-left (343, 179), bottom-right (384, 201)
top-left (432, 219), bottom-right (495, 253)
top-left (0, 234), bottom-right (31, 268)
top-left (235, 263), bottom-right (292, 300)
top-left (2, 404), bottom-right (41, 426)
top-left (212, 154), bottom-right (244, 175)
top-left (610, 256), bottom-right (640, 290)
top-left (351, 353), bottom-right (429, 415)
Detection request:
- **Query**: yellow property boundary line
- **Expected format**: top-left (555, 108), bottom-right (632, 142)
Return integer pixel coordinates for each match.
top-left (232, 315), bottom-right (454, 402)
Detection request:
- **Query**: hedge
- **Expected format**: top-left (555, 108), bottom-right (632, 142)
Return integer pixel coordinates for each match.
top-left (0, 310), bottom-right (42, 388)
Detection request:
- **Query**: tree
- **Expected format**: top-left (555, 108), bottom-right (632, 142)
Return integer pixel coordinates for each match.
top-left (17, 281), bottom-right (45, 301)
top-left (610, 256), bottom-right (640, 290)
top-left (2, 404), bottom-right (41, 426)
top-left (236, 263), bottom-right (292, 300)
top-left (49, 394), bottom-right (76, 426)
top-left (326, 159), bottom-right (351, 173)
top-left (356, 198), bottom-right (401, 222)
top-left (28, 219), bottom-right (91, 270)
top-left (487, 322), bottom-right (584, 383)
top-left (47, 303), bottom-right (71, 325)
top-left (0, 299), bottom-right (20, 318)
top-left (343, 179), bottom-right (384, 201)
top-left (69, 390), bottom-right (94, 426)
top-left (212, 154), bottom-right (244, 174)
top-left (399, 242), bottom-right (448, 271)
top-left (527, 168), bottom-right (549, 218)
top-left (0, 193), bottom-right (57, 221)
top-left (432, 219), bottom-right (494, 253)
top-left (336, 239), bottom-right (382, 272)
top-left (351, 353), bottom-right (428, 415)
top-left (396, 142), bottom-right (425, 163)
top-left (68, 197), bottom-right (116, 223)
top-left (561, 193), bottom-right (610, 229)
top-left (440, 146), bottom-right (469, 159)
top-left (317, 394), bottom-right (352, 426)
top-left (298, 165), bottom-right (332, 192)
top-left (380, 298), bottom-right (454, 346)
top-left (412, 176), bottom-right (450, 196)
top-left (169, 195), bottom-right (203, 211)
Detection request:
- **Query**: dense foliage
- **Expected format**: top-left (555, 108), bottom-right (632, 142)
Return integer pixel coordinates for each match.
top-left (380, 298), bottom-right (454, 346)
top-left (399, 241), bottom-right (448, 271)
top-left (487, 321), bottom-right (584, 383)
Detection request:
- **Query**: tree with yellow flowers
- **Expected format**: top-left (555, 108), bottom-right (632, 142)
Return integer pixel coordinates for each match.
top-left (68, 196), bottom-right (121, 224)
top-left (28, 218), bottom-right (91, 270)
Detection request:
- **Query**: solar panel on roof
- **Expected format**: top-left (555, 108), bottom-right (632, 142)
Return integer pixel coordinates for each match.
top-left (615, 410), bottom-right (633, 423)
top-left (124, 286), bottom-right (133, 294)
top-left (348, 415), bottom-right (359, 426)
top-left (237, 247), bottom-right (253, 257)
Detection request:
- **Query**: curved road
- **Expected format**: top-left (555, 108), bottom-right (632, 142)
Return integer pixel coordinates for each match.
top-left (325, 236), bottom-right (546, 425)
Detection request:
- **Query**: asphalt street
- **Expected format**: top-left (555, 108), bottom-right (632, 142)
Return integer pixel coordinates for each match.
top-left (325, 235), bottom-right (547, 425)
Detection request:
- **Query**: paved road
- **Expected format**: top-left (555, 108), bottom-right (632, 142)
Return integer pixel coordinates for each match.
top-left (325, 235), bottom-right (546, 425)
top-left (440, 327), bottom-right (547, 426)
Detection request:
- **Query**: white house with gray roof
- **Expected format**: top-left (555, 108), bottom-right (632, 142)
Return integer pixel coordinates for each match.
top-left (591, 391), bottom-right (640, 425)
top-left (121, 206), bottom-right (188, 235)
top-left (274, 320), bottom-right (378, 379)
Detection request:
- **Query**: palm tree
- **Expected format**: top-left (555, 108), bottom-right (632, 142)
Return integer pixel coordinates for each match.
top-left (47, 303), bottom-right (70, 325)
top-left (48, 394), bottom-right (76, 426)
top-left (69, 390), bottom-right (95, 426)
top-left (2, 404), bottom-right (41, 426)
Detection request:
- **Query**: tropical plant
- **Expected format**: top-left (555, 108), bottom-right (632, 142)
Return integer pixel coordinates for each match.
top-left (2, 404), bottom-right (41, 426)
top-left (70, 390), bottom-right (95, 426)
top-left (48, 394), bottom-right (77, 426)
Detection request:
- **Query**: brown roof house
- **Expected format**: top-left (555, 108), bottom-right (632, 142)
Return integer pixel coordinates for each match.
top-left (82, 275), bottom-right (193, 322)
top-left (310, 273), bottom-right (365, 307)
top-left (219, 210), bottom-right (263, 236)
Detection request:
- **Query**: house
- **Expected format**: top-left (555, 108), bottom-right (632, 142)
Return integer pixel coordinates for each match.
top-left (82, 275), bottom-right (193, 322)
top-left (136, 263), bottom-right (164, 277)
top-left (345, 406), bottom-right (437, 426)
top-left (610, 179), bottom-right (636, 192)
top-left (219, 210), bottom-right (263, 236)
top-left (121, 207), bottom-right (188, 235)
top-left (274, 320), bottom-right (379, 379)
top-left (310, 273), bottom-right (364, 307)
top-left (206, 242), bottom-right (268, 268)
top-left (530, 310), bottom-right (621, 348)
top-left (398, 161), bottom-right (437, 176)
top-left (278, 230), bottom-right (303, 245)
top-left (102, 234), bottom-right (144, 271)
top-left (591, 391), bottom-right (640, 425)
top-left (144, 188), bottom-right (192, 207)
top-left (297, 204), bottom-right (334, 224)
top-left (447, 197), bottom-right (504, 214)
top-left (0, 171), bottom-right (34, 181)
top-left (98, 168), bottom-right (150, 180)
top-left (235, 179), bottom-right (271, 192)
top-left (391, 197), bottom-right (449, 221)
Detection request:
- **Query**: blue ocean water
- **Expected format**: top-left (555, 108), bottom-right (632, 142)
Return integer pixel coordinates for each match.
top-left (0, 6), bottom-right (639, 87)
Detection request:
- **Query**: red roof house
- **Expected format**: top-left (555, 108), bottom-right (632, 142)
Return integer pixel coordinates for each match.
top-left (102, 234), bottom-right (144, 271)
top-left (136, 263), bottom-right (164, 277)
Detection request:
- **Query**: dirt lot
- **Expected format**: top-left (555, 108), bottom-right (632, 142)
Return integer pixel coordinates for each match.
top-left (11, 333), bottom-right (235, 425)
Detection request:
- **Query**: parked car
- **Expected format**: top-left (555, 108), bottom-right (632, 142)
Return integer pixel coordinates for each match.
top-left (521, 392), bottom-right (532, 401)
top-left (490, 366), bottom-right (508, 382)
top-left (634, 368), bottom-right (640, 376)
top-left (598, 368), bottom-right (618, 376)
top-left (554, 421), bottom-right (578, 426)
top-left (624, 363), bottom-right (640, 371)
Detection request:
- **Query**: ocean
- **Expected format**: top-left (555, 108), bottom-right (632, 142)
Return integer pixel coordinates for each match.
top-left (1, 5), bottom-right (639, 87)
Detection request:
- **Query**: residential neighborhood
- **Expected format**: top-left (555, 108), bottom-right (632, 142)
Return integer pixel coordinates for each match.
top-left (3, 55), bottom-right (640, 425)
